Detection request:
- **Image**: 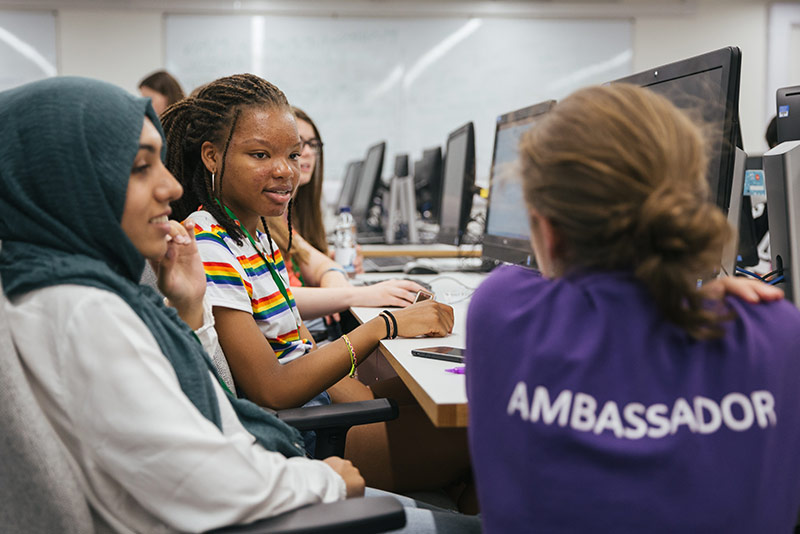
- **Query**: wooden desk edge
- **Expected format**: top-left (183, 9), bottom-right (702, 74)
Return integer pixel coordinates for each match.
top-left (377, 344), bottom-right (468, 428)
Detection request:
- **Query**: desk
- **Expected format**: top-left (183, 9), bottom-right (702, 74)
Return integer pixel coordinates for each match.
top-left (360, 243), bottom-right (481, 258)
top-left (351, 272), bottom-right (487, 428)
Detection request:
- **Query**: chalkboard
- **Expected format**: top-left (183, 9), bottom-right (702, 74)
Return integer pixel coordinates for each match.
top-left (166, 14), bottom-right (632, 192)
top-left (0, 10), bottom-right (57, 91)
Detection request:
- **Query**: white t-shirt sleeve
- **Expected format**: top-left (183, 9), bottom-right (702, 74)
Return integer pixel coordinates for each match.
top-left (189, 212), bottom-right (253, 314)
top-left (30, 287), bottom-right (345, 532)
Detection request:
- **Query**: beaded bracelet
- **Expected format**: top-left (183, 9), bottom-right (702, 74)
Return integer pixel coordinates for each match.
top-left (342, 334), bottom-right (357, 377)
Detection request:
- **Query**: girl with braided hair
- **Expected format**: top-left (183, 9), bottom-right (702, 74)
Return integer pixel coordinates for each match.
top-left (1, 75), bottom-right (481, 533)
top-left (161, 73), bottom-right (474, 496)
top-left (466, 84), bottom-right (800, 532)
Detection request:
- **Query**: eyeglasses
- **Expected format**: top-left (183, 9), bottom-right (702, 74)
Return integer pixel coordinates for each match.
top-left (301, 137), bottom-right (323, 153)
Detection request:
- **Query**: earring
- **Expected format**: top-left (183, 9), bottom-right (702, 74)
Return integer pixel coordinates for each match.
top-left (211, 172), bottom-right (216, 194)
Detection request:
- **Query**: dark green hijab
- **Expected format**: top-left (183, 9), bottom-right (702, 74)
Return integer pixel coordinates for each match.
top-left (0, 77), bottom-right (304, 457)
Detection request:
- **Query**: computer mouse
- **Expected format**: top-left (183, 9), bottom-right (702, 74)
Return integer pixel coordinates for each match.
top-left (403, 261), bottom-right (439, 275)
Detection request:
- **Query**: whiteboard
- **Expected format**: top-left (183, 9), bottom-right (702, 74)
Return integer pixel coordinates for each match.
top-left (166, 14), bottom-right (632, 194)
top-left (0, 10), bottom-right (57, 91)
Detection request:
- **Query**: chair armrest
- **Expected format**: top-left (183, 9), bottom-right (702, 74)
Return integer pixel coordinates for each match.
top-left (275, 398), bottom-right (399, 432)
top-left (207, 495), bottom-right (405, 534)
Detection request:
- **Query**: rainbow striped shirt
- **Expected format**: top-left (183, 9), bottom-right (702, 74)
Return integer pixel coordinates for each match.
top-left (188, 210), bottom-right (312, 362)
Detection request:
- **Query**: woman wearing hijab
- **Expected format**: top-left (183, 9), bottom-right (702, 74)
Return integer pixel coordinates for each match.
top-left (0, 77), bottom-right (480, 533)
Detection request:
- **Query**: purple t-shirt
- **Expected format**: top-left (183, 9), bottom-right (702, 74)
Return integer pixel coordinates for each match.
top-left (466, 265), bottom-right (800, 533)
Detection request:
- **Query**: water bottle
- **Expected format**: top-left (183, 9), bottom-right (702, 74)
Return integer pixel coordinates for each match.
top-left (334, 206), bottom-right (357, 276)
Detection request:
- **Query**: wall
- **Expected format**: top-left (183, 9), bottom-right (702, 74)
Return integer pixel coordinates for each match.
top-left (2, 0), bottom-right (775, 152)
top-left (634, 0), bottom-right (769, 152)
top-left (58, 9), bottom-right (163, 92)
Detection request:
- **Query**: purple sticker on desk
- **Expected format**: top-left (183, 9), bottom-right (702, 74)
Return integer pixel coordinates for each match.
top-left (445, 366), bottom-right (465, 375)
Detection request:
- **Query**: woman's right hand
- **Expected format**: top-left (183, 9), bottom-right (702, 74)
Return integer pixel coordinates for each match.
top-left (391, 300), bottom-right (454, 337)
top-left (323, 457), bottom-right (365, 498)
top-left (151, 219), bottom-right (207, 329)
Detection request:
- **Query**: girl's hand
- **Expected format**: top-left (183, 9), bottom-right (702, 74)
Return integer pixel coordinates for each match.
top-left (322, 457), bottom-right (365, 498)
top-left (354, 279), bottom-right (428, 308)
top-left (149, 219), bottom-right (206, 327)
top-left (391, 300), bottom-right (454, 337)
top-left (704, 276), bottom-right (784, 303)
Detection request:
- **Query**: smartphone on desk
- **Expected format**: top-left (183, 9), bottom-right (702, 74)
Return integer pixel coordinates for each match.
top-left (411, 346), bottom-right (465, 364)
top-left (413, 289), bottom-right (434, 304)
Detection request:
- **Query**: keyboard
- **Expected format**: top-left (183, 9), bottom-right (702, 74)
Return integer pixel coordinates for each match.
top-left (362, 255), bottom-right (415, 273)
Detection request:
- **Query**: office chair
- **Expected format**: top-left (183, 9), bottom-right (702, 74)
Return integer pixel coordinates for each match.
top-left (0, 274), bottom-right (405, 533)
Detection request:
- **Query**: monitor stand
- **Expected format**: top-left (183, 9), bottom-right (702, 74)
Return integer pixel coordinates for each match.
top-left (384, 176), bottom-right (419, 245)
top-left (763, 140), bottom-right (800, 308)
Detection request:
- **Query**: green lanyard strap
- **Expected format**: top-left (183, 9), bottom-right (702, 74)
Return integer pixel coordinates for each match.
top-left (218, 203), bottom-right (292, 309)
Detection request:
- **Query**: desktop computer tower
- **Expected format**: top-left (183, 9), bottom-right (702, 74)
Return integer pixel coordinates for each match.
top-left (763, 140), bottom-right (800, 307)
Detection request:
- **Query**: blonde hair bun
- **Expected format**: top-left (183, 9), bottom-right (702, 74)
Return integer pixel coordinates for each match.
top-left (520, 83), bottom-right (733, 339)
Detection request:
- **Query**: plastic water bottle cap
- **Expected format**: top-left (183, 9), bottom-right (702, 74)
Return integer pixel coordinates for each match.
top-left (339, 206), bottom-right (351, 214)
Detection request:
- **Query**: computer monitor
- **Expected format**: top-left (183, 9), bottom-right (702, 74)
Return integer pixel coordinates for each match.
top-left (351, 141), bottom-right (385, 231)
top-left (413, 147), bottom-right (443, 223)
top-left (482, 100), bottom-right (556, 268)
top-left (337, 160), bottom-right (362, 210)
top-left (613, 46), bottom-right (742, 214)
top-left (777, 84), bottom-right (800, 144)
top-left (438, 122), bottom-right (476, 246)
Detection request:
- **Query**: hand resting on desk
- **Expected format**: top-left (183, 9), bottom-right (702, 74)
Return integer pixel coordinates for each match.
top-left (390, 300), bottom-right (454, 337)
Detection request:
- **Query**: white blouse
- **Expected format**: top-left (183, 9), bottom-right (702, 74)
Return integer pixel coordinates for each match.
top-left (5, 284), bottom-right (345, 534)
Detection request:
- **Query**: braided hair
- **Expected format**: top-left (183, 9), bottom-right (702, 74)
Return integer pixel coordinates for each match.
top-left (256, 200), bottom-right (294, 261)
top-left (161, 73), bottom-right (292, 250)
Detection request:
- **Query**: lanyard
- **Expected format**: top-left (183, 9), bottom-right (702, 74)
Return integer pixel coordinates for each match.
top-left (218, 203), bottom-right (292, 310)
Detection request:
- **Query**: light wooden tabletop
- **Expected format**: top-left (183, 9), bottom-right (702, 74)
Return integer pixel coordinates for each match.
top-left (351, 272), bottom-right (487, 428)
